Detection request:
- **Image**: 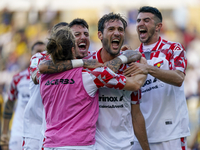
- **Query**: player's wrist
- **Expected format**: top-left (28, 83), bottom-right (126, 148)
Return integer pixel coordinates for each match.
top-left (71, 59), bottom-right (83, 68)
top-left (118, 55), bottom-right (128, 64)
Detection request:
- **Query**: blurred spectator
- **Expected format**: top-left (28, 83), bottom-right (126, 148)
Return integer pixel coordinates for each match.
top-left (1, 8), bottom-right (13, 25)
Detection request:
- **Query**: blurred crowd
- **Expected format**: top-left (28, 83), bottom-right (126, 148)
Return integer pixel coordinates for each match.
top-left (0, 7), bottom-right (200, 149)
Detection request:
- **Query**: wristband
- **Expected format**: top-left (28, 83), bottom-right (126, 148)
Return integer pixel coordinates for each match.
top-left (71, 59), bottom-right (84, 68)
top-left (118, 55), bottom-right (128, 64)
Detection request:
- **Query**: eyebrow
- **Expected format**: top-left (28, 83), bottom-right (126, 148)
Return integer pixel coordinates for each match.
top-left (138, 17), bottom-right (151, 20)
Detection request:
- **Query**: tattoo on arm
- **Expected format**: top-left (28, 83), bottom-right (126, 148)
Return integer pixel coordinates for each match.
top-left (104, 58), bottom-right (122, 73)
top-left (3, 100), bottom-right (14, 119)
top-left (82, 59), bottom-right (103, 68)
top-left (39, 60), bottom-right (73, 74)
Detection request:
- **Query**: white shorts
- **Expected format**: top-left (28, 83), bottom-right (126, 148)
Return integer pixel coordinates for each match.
top-left (22, 137), bottom-right (40, 150)
top-left (132, 137), bottom-right (187, 150)
top-left (9, 136), bottom-right (23, 150)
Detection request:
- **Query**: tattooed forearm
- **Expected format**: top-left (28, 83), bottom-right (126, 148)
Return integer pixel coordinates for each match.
top-left (83, 59), bottom-right (104, 68)
top-left (3, 100), bottom-right (14, 119)
top-left (39, 59), bottom-right (73, 74)
top-left (122, 50), bottom-right (142, 63)
top-left (104, 58), bottom-right (122, 73)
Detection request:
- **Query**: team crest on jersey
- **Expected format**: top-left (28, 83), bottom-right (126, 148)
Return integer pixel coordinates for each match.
top-left (154, 60), bottom-right (163, 68)
top-left (30, 58), bottom-right (39, 67)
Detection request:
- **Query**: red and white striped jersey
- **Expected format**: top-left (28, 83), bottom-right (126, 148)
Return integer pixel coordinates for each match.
top-left (29, 51), bottom-right (50, 83)
top-left (8, 68), bottom-right (30, 137)
top-left (138, 37), bottom-right (187, 73)
top-left (134, 37), bottom-right (190, 143)
top-left (86, 48), bottom-right (140, 150)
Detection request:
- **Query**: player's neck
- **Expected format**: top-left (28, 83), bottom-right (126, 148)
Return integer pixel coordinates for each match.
top-left (143, 34), bottom-right (159, 46)
top-left (100, 48), bottom-right (117, 63)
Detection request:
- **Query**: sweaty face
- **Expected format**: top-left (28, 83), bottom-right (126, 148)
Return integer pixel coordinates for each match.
top-left (101, 19), bottom-right (125, 56)
top-left (70, 25), bottom-right (90, 59)
top-left (136, 12), bottom-right (157, 45)
top-left (32, 44), bottom-right (46, 55)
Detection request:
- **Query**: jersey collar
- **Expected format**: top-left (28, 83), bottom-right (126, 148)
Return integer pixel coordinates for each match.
top-left (139, 37), bottom-right (162, 53)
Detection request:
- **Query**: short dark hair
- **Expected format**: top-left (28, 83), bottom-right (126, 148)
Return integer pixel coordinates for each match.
top-left (98, 12), bottom-right (127, 33)
top-left (53, 22), bottom-right (69, 30)
top-left (69, 18), bottom-right (89, 29)
top-left (138, 6), bottom-right (162, 23)
top-left (31, 41), bottom-right (45, 51)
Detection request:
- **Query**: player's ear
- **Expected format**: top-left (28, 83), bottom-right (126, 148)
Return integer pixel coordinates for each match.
top-left (98, 31), bottom-right (103, 41)
top-left (156, 22), bottom-right (162, 32)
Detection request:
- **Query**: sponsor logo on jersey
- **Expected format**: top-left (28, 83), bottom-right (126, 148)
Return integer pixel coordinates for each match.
top-left (142, 77), bottom-right (160, 93)
top-left (165, 119), bottom-right (173, 125)
top-left (22, 94), bottom-right (30, 98)
top-left (143, 77), bottom-right (157, 87)
top-left (154, 60), bottom-right (163, 68)
top-left (141, 85), bottom-right (158, 93)
top-left (99, 95), bottom-right (123, 102)
top-left (45, 79), bottom-right (75, 85)
top-left (99, 104), bottom-right (123, 108)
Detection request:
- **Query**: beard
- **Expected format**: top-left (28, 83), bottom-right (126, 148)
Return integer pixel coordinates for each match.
top-left (139, 26), bottom-right (156, 44)
top-left (102, 37), bottom-right (122, 57)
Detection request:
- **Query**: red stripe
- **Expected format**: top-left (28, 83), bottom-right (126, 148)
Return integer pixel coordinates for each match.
top-left (22, 140), bottom-right (25, 150)
top-left (181, 137), bottom-right (186, 150)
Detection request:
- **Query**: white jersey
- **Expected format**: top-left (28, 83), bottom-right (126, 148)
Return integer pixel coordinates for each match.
top-left (85, 49), bottom-right (140, 150)
top-left (134, 37), bottom-right (190, 143)
top-left (23, 80), bottom-right (43, 139)
top-left (23, 51), bottom-right (48, 140)
top-left (8, 68), bottom-right (30, 137)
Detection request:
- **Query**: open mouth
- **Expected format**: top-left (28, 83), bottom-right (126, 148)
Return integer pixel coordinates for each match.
top-left (111, 39), bottom-right (120, 49)
top-left (78, 42), bottom-right (86, 51)
top-left (139, 29), bottom-right (147, 38)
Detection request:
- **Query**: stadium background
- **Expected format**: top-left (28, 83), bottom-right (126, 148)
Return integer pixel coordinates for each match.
top-left (0, 0), bottom-right (200, 149)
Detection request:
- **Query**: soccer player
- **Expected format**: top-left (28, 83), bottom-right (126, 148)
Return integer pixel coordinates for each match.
top-left (22, 22), bottom-right (68, 150)
top-left (124, 6), bottom-right (190, 150)
top-left (39, 18), bottom-right (92, 74)
top-left (69, 18), bottom-right (90, 59)
top-left (40, 25), bottom-right (147, 150)
top-left (23, 21), bottom-right (109, 150)
top-left (0, 41), bottom-right (45, 150)
top-left (39, 13), bottom-right (150, 150)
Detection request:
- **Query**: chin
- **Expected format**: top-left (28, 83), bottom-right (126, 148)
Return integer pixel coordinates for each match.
top-left (140, 39), bottom-right (146, 43)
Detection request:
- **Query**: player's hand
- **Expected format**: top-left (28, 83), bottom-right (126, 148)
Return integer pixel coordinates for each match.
top-left (139, 57), bottom-right (147, 64)
top-left (121, 45), bottom-right (132, 51)
top-left (83, 59), bottom-right (104, 68)
top-left (122, 50), bottom-right (142, 64)
top-left (123, 57), bottom-right (148, 77)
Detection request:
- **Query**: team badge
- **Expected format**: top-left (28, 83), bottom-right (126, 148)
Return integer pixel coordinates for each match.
top-left (154, 60), bottom-right (163, 68)
top-left (30, 58), bottom-right (39, 67)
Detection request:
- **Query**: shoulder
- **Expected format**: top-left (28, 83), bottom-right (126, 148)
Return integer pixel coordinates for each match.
top-left (83, 51), bottom-right (97, 60)
top-left (30, 51), bottom-right (47, 68)
top-left (31, 51), bottom-right (47, 60)
top-left (20, 68), bottom-right (30, 76)
top-left (161, 39), bottom-right (185, 51)
top-left (11, 70), bottom-right (27, 86)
